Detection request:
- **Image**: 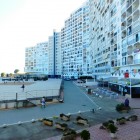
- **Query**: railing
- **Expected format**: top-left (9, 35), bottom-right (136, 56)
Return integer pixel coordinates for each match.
top-left (0, 89), bottom-right (60, 102)
top-left (134, 59), bottom-right (140, 64)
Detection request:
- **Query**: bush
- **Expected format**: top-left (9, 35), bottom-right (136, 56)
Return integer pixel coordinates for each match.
top-left (107, 123), bottom-right (118, 133)
top-left (80, 130), bottom-right (90, 140)
top-left (116, 103), bottom-right (131, 112)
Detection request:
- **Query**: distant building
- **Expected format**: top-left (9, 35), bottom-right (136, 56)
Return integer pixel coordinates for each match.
top-left (48, 30), bottom-right (61, 78)
top-left (24, 42), bottom-right (48, 74)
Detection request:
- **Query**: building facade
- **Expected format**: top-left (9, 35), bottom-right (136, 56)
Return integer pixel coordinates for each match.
top-left (25, 42), bottom-right (48, 74)
top-left (89, 0), bottom-right (140, 80)
top-left (48, 30), bottom-right (61, 78)
top-left (25, 0), bottom-right (140, 80)
top-left (61, 1), bottom-right (91, 79)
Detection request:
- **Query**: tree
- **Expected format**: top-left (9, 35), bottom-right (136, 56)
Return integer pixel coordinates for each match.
top-left (9, 73), bottom-right (13, 77)
top-left (14, 69), bottom-right (19, 74)
top-left (1, 72), bottom-right (6, 77)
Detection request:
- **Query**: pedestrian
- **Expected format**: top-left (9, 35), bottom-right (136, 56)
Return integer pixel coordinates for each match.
top-left (41, 97), bottom-right (46, 108)
top-left (21, 84), bottom-right (25, 92)
top-left (124, 98), bottom-right (129, 107)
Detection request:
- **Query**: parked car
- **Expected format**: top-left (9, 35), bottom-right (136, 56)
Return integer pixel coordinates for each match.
top-left (64, 78), bottom-right (71, 81)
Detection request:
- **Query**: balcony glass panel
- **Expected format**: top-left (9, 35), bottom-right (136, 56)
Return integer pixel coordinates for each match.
top-left (134, 59), bottom-right (140, 64)
top-left (127, 6), bottom-right (132, 17)
top-left (133, 10), bottom-right (140, 22)
top-left (133, 0), bottom-right (139, 13)
top-left (126, 0), bottom-right (132, 8)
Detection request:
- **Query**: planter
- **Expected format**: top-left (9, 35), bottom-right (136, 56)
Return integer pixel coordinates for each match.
top-left (55, 123), bottom-right (68, 131)
top-left (116, 117), bottom-right (126, 125)
top-left (62, 129), bottom-right (77, 140)
top-left (110, 133), bottom-right (117, 139)
top-left (77, 119), bottom-right (88, 125)
top-left (43, 119), bottom-right (53, 126)
top-left (61, 134), bottom-right (76, 140)
top-left (76, 116), bottom-right (89, 125)
top-left (60, 114), bottom-right (70, 121)
top-left (128, 115), bottom-right (138, 121)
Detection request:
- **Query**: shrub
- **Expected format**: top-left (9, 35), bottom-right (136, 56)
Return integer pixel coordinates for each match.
top-left (107, 124), bottom-right (118, 133)
top-left (116, 103), bottom-right (124, 112)
top-left (80, 130), bottom-right (90, 140)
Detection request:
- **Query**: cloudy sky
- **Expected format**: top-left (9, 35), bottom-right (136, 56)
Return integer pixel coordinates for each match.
top-left (0, 0), bottom-right (86, 73)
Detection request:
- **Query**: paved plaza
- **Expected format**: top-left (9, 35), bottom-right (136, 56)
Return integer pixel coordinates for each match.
top-left (0, 80), bottom-right (139, 140)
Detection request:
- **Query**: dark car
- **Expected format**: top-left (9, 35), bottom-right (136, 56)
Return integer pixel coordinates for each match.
top-left (64, 78), bottom-right (71, 81)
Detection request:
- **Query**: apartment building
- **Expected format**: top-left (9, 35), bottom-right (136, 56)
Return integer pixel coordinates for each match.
top-left (25, 0), bottom-right (140, 81)
top-left (61, 0), bottom-right (90, 79)
top-left (89, 0), bottom-right (140, 80)
top-left (25, 42), bottom-right (48, 74)
top-left (48, 30), bottom-right (61, 78)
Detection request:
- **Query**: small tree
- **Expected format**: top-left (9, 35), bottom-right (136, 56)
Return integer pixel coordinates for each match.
top-left (1, 72), bottom-right (6, 77)
top-left (9, 73), bottom-right (13, 77)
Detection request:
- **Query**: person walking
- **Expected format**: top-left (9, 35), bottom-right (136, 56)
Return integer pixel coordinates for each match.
top-left (21, 84), bottom-right (25, 92)
top-left (41, 97), bottom-right (46, 108)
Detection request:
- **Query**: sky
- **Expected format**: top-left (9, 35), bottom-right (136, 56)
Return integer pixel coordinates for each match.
top-left (0, 0), bottom-right (86, 74)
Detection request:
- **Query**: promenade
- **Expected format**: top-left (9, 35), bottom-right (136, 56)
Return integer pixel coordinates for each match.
top-left (0, 81), bottom-right (139, 140)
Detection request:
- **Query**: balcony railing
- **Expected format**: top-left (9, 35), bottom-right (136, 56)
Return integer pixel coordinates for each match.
top-left (134, 59), bottom-right (140, 64)
top-left (127, 60), bottom-right (133, 64)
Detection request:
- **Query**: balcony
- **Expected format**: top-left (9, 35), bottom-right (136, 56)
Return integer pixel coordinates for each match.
top-left (122, 30), bottom-right (127, 39)
top-left (127, 6), bottom-right (132, 17)
top-left (127, 16), bottom-right (132, 26)
top-left (127, 55), bottom-right (133, 64)
top-left (133, 20), bottom-right (140, 33)
top-left (133, 42), bottom-right (140, 53)
top-left (126, 0), bottom-right (132, 8)
top-left (133, 0), bottom-right (139, 13)
top-left (127, 26), bottom-right (132, 36)
top-left (121, 12), bottom-right (126, 22)
top-left (121, 21), bottom-right (126, 30)
top-left (133, 10), bottom-right (140, 22)
top-left (127, 45), bottom-right (133, 55)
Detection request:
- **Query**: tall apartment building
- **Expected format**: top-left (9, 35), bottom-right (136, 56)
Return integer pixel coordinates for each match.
top-left (25, 42), bottom-right (48, 74)
top-left (61, 0), bottom-right (90, 79)
top-left (25, 30), bottom-right (61, 77)
top-left (48, 30), bottom-right (61, 78)
top-left (89, 0), bottom-right (140, 80)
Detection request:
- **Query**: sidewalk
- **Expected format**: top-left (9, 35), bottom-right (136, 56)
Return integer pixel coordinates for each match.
top-left (47, 88), bottom-right (140, 140)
